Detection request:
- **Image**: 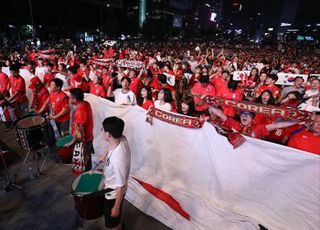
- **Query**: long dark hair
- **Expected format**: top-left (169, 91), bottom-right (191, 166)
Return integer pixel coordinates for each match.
top-left (160, 88), bottom-right (173, 103)
top-left (137, 86), bottom-right (153, 106)
top-left (255, 90), bottom-right (275, 105)
top-left (177, 96), bottom-right (197, 117)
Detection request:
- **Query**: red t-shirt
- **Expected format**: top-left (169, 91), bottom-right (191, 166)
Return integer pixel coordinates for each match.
top-left (72, 101), bottom-right (93, 142)
top-left (218, 88), bottom-right (243, 117)
top-left (191, 83), bottom-right (216, 111)
top-left (214, 78), bottom-right (229, 96)
top-left (129, 77), bottom-right (142, 97)
top-left (10, 76), bottom-right (28, 105)
top-left (32, 87), bottom-right (49, 113)
top-left (50, 91), bottom-right (70, 123)
top-left (102, 74), bottom-right (112, 91)
top-left (141, 99), bottom-right (153, 110)
top-left (90, 84), bottom-right (107, 98)
top-left (288, 129), bottom-right (320, 155)
top-left (223, 118), bottom-right (269, 139)
top-left (0, 72), bottom-right (10, 96)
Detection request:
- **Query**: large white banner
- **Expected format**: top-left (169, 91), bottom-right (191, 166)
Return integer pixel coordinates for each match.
top-left (85, 94), bottom-right (320, 230)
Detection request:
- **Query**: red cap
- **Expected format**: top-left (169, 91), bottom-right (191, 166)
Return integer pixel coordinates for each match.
top-left (29, 77), bottom-right (41, 89)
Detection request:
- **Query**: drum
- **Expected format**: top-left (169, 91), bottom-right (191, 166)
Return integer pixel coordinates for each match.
top-left (16, 116), bottom-right (48, 151)
top-left (56, 135), bottom-right (73, 164)
top-left (71, 171), bottom-right (105, 220)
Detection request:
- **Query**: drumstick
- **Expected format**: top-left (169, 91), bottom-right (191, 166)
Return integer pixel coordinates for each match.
top-left (91, 148), bottom-right (110, 174)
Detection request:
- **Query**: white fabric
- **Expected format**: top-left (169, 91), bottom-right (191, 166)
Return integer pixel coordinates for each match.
top-left (84, 93), bottom-right (320, 230)
top-left (103, 136), bottom-right (131, 200)
top-left (113, 88), bottom-right (136, 105)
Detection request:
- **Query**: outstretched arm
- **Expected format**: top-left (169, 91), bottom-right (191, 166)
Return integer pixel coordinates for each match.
top-left (266, 120), bottom-right (298, 132)
top-left (208, 106), bottom-right (227, 122)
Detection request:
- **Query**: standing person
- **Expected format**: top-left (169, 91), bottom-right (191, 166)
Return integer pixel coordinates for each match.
top-left (38, 78), bottom-right (70, 136)
top-left (65, 88), bottom-right (94, 173)
top-left (29, 76), bottom-right (49, 114)
top-left (0, 64), bottom-right (10, 98)
top-left (108, 77), bottom-right (137, 105)
top-left (98, 116), bottom-right (131, 230)
top-left (7, 64), bottom-right (29, 117)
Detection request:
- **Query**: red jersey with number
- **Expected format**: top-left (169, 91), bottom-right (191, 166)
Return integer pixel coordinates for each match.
top-left (50, 91), bottom-right (70, 123)
top-left (72, 101), bottom-right (93, 142)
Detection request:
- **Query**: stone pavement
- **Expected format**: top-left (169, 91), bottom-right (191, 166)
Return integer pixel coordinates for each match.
top-left (0, 123), bottom-right (171, 230)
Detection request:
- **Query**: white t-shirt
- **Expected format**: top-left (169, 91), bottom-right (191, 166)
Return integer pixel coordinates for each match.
top-left (113, 88), bottom-right (137, 105)
top-left (103, 136), bottom-right (131, 200)
top-left (154, 100), bottom-right (172, 111)
top-left (35, 66), bottom-right (48, 82)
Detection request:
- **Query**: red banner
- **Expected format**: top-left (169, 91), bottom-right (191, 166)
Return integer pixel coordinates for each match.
top-left (148, 107), bottom-right (204, 128)
top-left (203, 96), bottom-right (312, 121)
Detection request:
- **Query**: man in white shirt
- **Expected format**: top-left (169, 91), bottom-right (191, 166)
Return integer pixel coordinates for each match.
top-left (99, 116), bottom-right (131, 230)
top-left (109, 76), bottom-right (137, 105)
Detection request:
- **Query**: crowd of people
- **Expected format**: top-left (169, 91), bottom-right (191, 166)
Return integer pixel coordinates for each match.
top-left (0, 39), bottom-right (319, 229)
top-left (0, 40), bottom-right (319, 155)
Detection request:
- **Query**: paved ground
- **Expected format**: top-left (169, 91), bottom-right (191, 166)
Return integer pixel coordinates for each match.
top-left (0, 123), bottom-right (171, 230)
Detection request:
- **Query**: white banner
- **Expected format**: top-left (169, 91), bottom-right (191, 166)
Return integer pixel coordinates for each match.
top-left (276, 73), bottom-right (308, 85)
top-left (116, 59), bottom-right (145, 69)
top-left (84, 94), bottom-right (320, 230)
top-left (232, 71), bottom-right (250, 81)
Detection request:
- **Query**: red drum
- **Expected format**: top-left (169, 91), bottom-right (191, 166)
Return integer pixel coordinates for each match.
top-left (71, 171), bottom-right (105, 220)
top-left (56, 135), bottom-right (73, 164)
top-left (16, 116), bottom-right (48, 151)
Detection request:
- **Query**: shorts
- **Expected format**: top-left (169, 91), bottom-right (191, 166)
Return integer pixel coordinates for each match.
top-left (104, 197), bottom-right (123, 228)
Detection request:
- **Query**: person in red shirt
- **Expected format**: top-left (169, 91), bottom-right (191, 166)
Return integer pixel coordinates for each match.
top-left (38, 78), bottom-right (70, 136)
top-left (219, 80), bottom-right (243, 117)
top-left (254, 90), bottom-right (276, 124)
top-left (191, 74), bottom-right (216, 113)
top-left (209, 106), bottom-right (298, 139)
top-left (7, 64), bottom-right (29, 117)
top-left (43, 63), bottom-right (55, 87)
top-left (255, 74), bottom-right (280, 100)
top-left (65, 88), bottom-right (94, 171)
top-left (128, 69), bottom-right (143, 97)
top-left (287, 113), bottom-right (320, 155)
top-left (90, 76), bottom-right (107, 98)
top-left (137, 86), bottom-right (153, 110)
top-left (0, 65), bottom-right (10, 98)
top-left (212, 70), bottom-right (229, 95)
top-left (29, 76), bottom-right (49, 113)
